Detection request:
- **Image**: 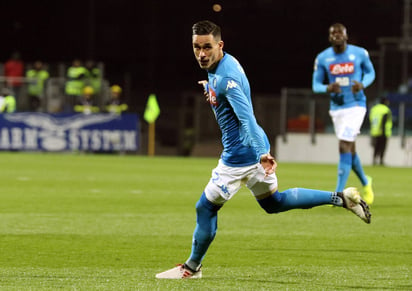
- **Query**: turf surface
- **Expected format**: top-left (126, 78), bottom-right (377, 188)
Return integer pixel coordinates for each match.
top-left (0, 152), bottom-right (411, 290)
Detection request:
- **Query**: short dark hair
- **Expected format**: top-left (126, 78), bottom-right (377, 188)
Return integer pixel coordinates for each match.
top-left (192, 20), bottom-right (221, 40)
top-left (330, 23), bottom-right (347, 33)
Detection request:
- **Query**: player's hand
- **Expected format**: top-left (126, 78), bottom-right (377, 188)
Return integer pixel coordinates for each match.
top-left (260, 153), bottom-right (277, 176)
top-left (198, 80), bottom-right (210, 102)
top-left (351, 80), bottom-right (363, 93)
top-left (327, 82), bottom-right (341, 93)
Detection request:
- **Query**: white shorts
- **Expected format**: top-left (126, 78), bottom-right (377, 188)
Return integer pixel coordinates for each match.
top-left (204, 159), bottom-right (278, 205)
top-left (329, 106), bottom-right (366, 142)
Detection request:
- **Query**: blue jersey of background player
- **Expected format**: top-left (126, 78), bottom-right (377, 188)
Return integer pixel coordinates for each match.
top-left (205, 52), bottom-right (270, 167)
top-left (312, 37), bottom-right (375, 111)
top-left (312, 23), bottom-right (375, 204)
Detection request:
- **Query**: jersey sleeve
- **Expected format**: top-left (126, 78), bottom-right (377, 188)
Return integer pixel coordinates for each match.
top-left (360, 49), bottom-right (375, 88)
top-left (312, 56), bottom-right (328, 93)
top-left (220, 77), bottom-right (269, 157)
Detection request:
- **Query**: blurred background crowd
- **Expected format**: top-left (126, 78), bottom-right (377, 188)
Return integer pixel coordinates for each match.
top-left (1, 0), bottom-right (411, 157)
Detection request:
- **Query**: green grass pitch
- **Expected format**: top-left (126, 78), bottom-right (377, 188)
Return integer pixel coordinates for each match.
top-left (0, 152), bottom-right (411, 290)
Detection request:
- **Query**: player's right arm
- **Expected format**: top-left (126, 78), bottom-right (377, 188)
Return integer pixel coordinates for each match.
top-left (312, 56), bottom-right (342, 94)
top-left (359, 48), bottom-right (376, 89)
top-left (198, 80), bottom-right (210, 102)
top-left (260, 153), bottom-right (277, 176)
top-left (312, 57), bottom-right (329, 93)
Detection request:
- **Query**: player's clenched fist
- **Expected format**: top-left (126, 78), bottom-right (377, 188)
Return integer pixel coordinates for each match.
top-left (260, 153), bottom-right (277, 176)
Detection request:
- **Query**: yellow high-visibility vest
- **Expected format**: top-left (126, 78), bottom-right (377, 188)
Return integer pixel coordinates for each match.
top-left (26, 69), bottom-right (49, 96)
top-left (65, 66), bottom-right (87, 95)
top-left (0, 95), bottom-right (17, 113)
top-left (370, 104), bottom-right (392, 137)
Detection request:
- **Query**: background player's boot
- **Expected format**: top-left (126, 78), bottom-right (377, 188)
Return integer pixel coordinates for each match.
top-left (363, 175), bottom-right (374, 204)
top-left (156, 264), bottom-right (202, 279)
top-left (339, 187), bottom-right (371, 224)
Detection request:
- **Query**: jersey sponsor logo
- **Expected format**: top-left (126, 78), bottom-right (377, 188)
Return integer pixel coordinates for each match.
top-left (226, 80), bottom-right (237, 90)
top-left (329, 62), bottom-right (354, 75)
top-left (208, 87), bottom-right (218, 106)
top-left (335, 76), bottom-right (350, 86)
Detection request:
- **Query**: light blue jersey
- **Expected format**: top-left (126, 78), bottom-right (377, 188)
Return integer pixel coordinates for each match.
top-left (206, 53), bottom-right (269, 167)
top-left (312, 44), bottom-right (375, 110)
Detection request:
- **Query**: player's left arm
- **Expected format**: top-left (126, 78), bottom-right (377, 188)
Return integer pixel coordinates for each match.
top-left (360, 48), bottom-right (376, 89)
top-left (222, 77), bottom-right (269, 158)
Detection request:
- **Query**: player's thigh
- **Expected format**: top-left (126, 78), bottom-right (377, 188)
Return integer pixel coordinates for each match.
top-left (204, 160), bottom-right (247, 205)
top-left (245, 164), bottom-right (278, 199)
top-left (330, 107), bottom-right (366, 141)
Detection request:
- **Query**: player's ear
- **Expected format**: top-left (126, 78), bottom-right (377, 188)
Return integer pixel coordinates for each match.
top-left (218, 40), bottom-right (224, 49)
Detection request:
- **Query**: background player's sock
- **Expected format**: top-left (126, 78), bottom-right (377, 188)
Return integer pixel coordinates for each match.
top-left (351, 153), bottom-right (368, 186)
top-left (336, 152), bottom-right (352, 192)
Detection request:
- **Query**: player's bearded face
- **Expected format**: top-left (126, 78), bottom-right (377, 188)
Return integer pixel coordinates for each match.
top-left (192, 34), bottom-right (224, 70)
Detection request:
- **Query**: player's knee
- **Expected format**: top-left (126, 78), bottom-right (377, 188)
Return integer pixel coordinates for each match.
top-left (196, 192), bottom-right (222, 213)
top-left (256, 191), bottom-right (284, 214)
top-left (260, 204), bottom-right (282, 214)
top-left (195, 192), bottom-right (220, 233)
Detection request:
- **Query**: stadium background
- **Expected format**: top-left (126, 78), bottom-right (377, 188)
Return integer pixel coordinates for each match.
top-left (0, 0), bottom-right (403, 93)
top-left (0, 0), bottom-right (408, 156)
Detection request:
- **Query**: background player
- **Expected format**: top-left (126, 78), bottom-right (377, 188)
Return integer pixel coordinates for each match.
top-left (312, 23), bottom-right (375, 204)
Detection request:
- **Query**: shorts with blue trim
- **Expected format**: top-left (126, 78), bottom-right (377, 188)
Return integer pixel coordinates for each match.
top-left (329, 106), bottom-right (366, 142)
top-left (204, 159), bottom-right (278, 205)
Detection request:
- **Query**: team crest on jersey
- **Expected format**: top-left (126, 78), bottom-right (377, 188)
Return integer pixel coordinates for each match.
top-left (329, 62), bottom-right (354, 75)
top-left (226, 80), bottom-right (237, 90)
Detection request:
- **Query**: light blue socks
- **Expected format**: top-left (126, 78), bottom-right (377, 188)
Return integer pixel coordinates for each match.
top-left (336, 152), bottom-right (352, 192)
top-left (257, 188), bottom-right (342, 213)
top-left (186, 193), bottom-right (221, 271)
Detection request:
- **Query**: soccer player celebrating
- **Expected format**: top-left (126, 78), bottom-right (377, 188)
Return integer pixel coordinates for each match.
top-left (156, 20), bottom-right (371, 280)
top-left (312, 23), bottom-right (375, 204)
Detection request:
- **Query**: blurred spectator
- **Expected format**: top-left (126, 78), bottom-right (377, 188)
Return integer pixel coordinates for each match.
top-left (74, 86), bottom-right (100, 114)
top-left (26, 60), bottom-right (49, 111)
top-left (65, 59), bottom-right (87, 112)
top-left (0, 88), bottom-right (16, 113)
top-left (369, 97), bottom-right (392, 166)
top-left (85, 60), bottom-right (102, 96)
top-left (105, 85), bottom-right (128, 114)
top-left (4, 51), bottom-right (24, 102)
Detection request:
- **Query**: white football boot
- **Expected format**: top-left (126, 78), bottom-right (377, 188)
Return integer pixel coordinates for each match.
top-left (339, 187), bottom-right (371, 224)
top-left (155, 264), bottom-right (202, 279)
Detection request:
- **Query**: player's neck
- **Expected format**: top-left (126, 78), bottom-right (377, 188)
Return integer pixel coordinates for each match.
top-left (333, 43), bottom-right (347, 54)
top-left (207, 52), bottom-right (224, 71)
